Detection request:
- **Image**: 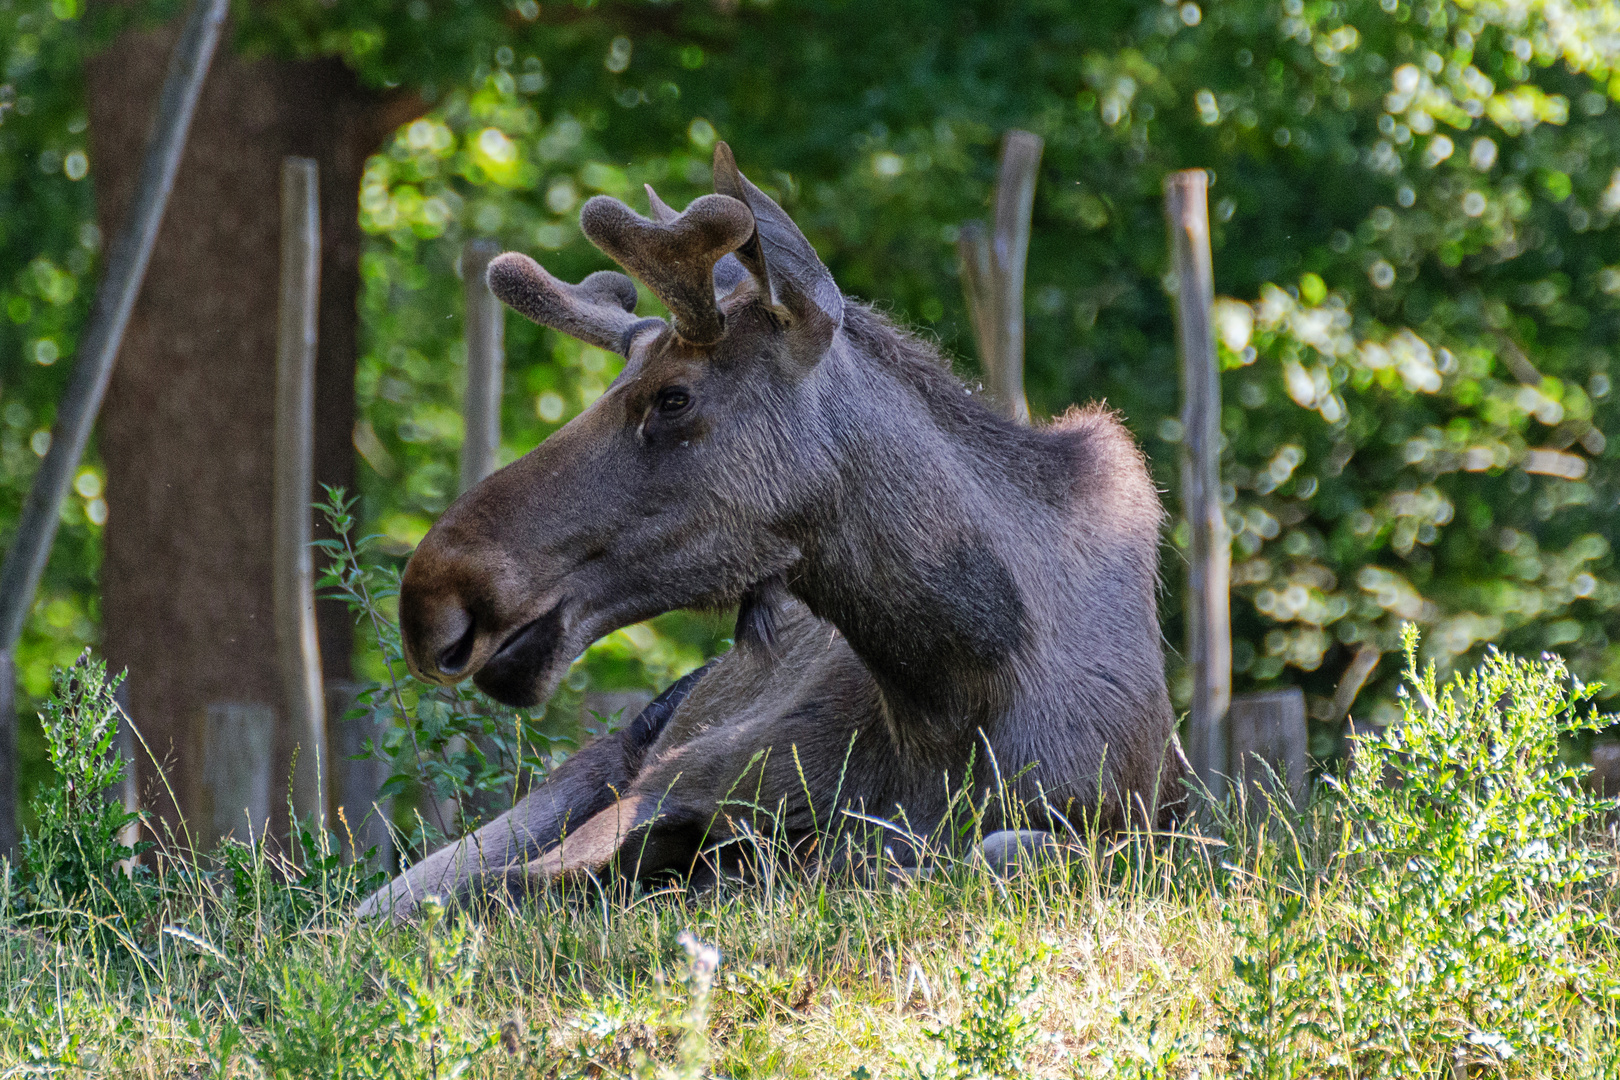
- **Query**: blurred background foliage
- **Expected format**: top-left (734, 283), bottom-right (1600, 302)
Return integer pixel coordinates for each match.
top-left (3, 0), bottom-right (1619, 795)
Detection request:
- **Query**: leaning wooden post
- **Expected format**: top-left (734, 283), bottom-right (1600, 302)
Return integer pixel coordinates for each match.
top-left (0, 651), bottom-right (12, 860)
top-left (957, 129), bottom-right (1042, 423)
top-left (0, 0), bottom-right (228, 857)
top-left (1165, 170), bottom-right (1231, 802)
top-left (460, 239), bottom-right (506, 494)
top-left (273, 157), bottom-right (328, 828)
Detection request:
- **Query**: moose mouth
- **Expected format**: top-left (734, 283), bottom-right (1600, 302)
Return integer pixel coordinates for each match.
top-left (472, 602), bottom-right (567, 707)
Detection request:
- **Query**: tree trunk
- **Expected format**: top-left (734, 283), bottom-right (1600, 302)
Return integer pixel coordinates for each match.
top-left (85, 17), bottom-right (413, 845)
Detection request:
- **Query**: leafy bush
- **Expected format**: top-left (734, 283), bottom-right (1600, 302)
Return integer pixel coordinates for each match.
top-left (248, 897), bottom-right (502, 1078)
top-left (214, 810), bottom-right (385, 939)
top-left (11, 650), bottom-right (151, 950)
top-left (1221, 626), bottom-right (1618, 1076)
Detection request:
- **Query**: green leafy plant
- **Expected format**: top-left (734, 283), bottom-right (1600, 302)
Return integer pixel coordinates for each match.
top-left (316, 485), bottom-right (567, 852)
top-left (214, 804), bottom-right (386, 939)
top-left (1097, 1007), bottom-right (1208, 1080)
top-left (373, 897), bottom-right (502, 1079)
top-left (1220, 625), bottom-right (1619, 1076)
top-left (206, 897), bottom-right (499, 1078)
top-left (901, 923), bottom-right (1054, 1080)
top-left (13, 650), bottom-right (151, 949)
top-left (1220, 891), bottom-right (1328, 1080)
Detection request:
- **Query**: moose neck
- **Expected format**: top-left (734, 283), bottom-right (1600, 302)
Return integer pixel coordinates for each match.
top-left (787, 316), bottom-right (1050, 739)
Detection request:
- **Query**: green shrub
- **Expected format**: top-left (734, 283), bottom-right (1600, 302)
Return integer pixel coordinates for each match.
top-left (11, 650), bottom-right (151, 951)
top-left (1221, 626), bottom-right (1619, 1077)
top-left (247, 897), bottom-right (501, 1079)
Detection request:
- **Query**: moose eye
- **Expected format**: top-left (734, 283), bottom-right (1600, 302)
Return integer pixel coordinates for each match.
top-left (656, 387), bottom-right (692, 415)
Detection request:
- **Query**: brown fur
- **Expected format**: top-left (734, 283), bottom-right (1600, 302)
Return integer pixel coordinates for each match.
top-left (355, 145), bottom-right (1182, 920)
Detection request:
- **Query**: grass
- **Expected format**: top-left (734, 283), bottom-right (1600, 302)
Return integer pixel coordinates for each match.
top-left (2, 630), bottom-right (1618, 1077)
top-left (0, 818), bottom-right (1238, 1076)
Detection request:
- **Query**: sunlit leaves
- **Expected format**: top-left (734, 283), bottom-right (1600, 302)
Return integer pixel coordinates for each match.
top-left (7, 0), bottom-right (1620, 764)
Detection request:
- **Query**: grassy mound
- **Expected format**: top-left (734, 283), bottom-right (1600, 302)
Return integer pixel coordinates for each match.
top-left (1, 631), bottom-right (1615, 1077)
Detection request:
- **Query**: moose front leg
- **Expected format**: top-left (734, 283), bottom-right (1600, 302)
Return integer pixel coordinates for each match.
top-left (354, 664), bottom-right (711, 921)
top-left (500, 789), bottom-right (713, 897)
top-left (353, 734), bottom-right (633, 921)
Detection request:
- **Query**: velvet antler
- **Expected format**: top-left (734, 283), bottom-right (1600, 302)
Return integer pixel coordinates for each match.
top-left (580, 192), bottom-right (755, 346)
top-left (485, 254), bottom-right (642, 354)
top-left (646, 183), bottom-right (753, 298)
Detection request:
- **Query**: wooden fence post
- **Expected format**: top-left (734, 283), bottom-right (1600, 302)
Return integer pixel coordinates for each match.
top-left (273, 157), bottom-right (327, 828)
top-left (958, 130), bottom-right (1042, 424)
top-left (1165, 169), bottom-right (1232, 803)
top-left (460, 239), bottom-right (506, 494)
top-left (0, 0), bottom-right (228, 858)
top-left (1229, 688), bottom-right (1308, 810)
top-left (199, 702), bottom-right (276, 846)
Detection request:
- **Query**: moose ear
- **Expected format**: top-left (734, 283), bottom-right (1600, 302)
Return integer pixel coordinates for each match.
top-left (487, 253), bottom-right (646, 355)
top-left (712, 141), bottom-right (842, 362)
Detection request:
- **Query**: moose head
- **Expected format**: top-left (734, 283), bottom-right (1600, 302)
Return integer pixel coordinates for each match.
top-left (401, 144), bottom-right (851, 707)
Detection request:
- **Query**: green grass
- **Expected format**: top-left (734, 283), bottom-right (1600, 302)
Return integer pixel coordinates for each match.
top-left (2, 631), bottom-right (1617, 1078)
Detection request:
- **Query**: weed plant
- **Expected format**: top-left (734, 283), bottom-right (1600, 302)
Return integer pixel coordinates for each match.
top-left (10, 650), bottom-right (152, 954)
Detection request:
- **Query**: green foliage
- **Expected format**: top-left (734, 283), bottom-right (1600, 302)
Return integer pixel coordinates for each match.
top-left (1220, 891), bottom-right (1328, 1080)
top-left (316, 486), bottom-right (568, 851)
top-left (12, 649), bottom-right (150, 947)
top-left (629, 931), bottom-right (721, 1080)
top-left (215, 807), bottom-right (387, 935)
top-left (1, 640), bottom-right (1619, 1073)
top-left (1096, 1007), bottom-right (1207, 1080)
top-left (249, 898), bottom-right (502, 1078)
top-left (328, 0), bottom-right (1620, 758)
top-left (1220, 626), bottom-right (1619, 1075)
top-left (902, 923), bottom-right (1055, 1080)
top-left (162, 897), bottom-right (503, 1078)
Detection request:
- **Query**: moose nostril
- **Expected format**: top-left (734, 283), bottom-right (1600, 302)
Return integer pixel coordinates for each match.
top-left (437, 614), bottom-right (478, 676)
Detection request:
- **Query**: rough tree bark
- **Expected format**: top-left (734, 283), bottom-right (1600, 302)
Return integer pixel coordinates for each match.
top-left (85, 16), bottom-right (416, 844)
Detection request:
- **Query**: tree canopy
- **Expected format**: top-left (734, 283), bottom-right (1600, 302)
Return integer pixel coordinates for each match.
top-left (3, 0), bottom-right (1619, 779)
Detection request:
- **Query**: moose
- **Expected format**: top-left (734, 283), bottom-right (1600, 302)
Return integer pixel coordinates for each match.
top-left (356, 143), bottom-right (1183, 920)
